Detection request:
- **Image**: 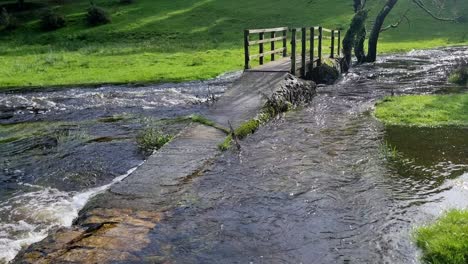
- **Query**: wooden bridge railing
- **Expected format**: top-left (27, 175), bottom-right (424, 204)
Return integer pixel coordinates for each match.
top-left (244, 26), bottom-right (341, 78)
top-left (244, 27), bottom-right (288, 70)
top-left (290, 26), bottom-right (341, 77)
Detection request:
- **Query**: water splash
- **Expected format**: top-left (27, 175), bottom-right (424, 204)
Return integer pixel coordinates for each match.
top-left (0, 165), bottom-right (141, 263)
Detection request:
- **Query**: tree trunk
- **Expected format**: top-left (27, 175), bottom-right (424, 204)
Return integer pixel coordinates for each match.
top-left (366, 0), bottom-right (398, 62)
top-left (353, 0), bottom-right (362, 12)
top-left (342, 9), bottom-right (368, 72)
top-left (354, 26), bottom-right (366, 63)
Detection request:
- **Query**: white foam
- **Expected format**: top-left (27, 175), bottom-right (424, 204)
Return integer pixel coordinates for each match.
top-left (0, 165), bottom-right (141, 263)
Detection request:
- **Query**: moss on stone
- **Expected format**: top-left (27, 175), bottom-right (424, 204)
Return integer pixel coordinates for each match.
top-left (234, 119), bottom-right (260, 139)
top-left (188, 114), bottom-right (230, 134)
top-left (218, 135), bottom-right (232, 151)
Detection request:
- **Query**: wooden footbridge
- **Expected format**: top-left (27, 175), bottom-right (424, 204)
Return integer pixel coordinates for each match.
top-left (244, 26), bottom-right (342, 77)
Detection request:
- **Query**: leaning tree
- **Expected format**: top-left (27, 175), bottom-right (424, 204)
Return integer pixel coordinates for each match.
top-left (342, 0), bottom-right (464, 71)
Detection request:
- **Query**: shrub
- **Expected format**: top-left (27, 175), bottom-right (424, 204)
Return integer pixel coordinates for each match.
top-left (0, 8), bottom-right (18, 30)
top-left (448, 60), bottom-right (468, 86)
top-left (449, 70), bottom-right (468, 86)
top-left (86, 5), bottom-right (111, 26)
top-left (40, 9), bottom-right (65, 31)
top-left (136, 128), bottom-right (172, 155)
top-left (119, 0), bottom-right (134, 4)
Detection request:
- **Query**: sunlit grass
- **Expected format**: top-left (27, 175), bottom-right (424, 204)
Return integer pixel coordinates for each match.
top-left (375, 94), bottom-right (468, 127)
top-left (0, 0), bottom-right (467, 89)
top-left (415, 210), bottom-right (468, 264)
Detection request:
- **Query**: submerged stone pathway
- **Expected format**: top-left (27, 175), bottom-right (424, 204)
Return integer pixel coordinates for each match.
top-left (14, 72), bottom-right (315, 263)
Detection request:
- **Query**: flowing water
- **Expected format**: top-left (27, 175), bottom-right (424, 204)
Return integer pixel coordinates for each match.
top-left (130, 47), bottom-right (467, 263)
top-left (0, 72), bottom-right (241, 262)
top-left (1, 47), bottom-right (468, 263)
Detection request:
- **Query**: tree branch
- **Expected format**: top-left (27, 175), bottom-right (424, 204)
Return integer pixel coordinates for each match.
top-left (380, 9), bottom-right (410, 32)
top-left (411, 0), bottom-right (459, 22)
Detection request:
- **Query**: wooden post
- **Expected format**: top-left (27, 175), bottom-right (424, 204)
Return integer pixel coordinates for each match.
top-left (337, 30), bottom-right (341, 57)
top-left (309, 27), bottom-right (315, 74)
top-left (330, 30), bottom-right (335, 59)
top-left (318, 26), bottom-right (322, 66)
top-left (301, 27), bottom-right (306, 77)
top-left (291, 28), bottom-right (296, 75)
top-left (259, 32), bottom-right (264, 65)
top-left (244, 30), bottom-right (250, 69)
top-left (283, 29), bottom-right (287, 57)
top-left (271, 32), bottom-right (276, 61)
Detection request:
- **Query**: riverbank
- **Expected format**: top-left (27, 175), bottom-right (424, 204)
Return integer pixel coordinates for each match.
top-left (375, 93), bottom-right (468, 127)
top-left (415, 210), bottom-right (468, 264)
top-left (1, 0), bottom-right (467, 89)
top-left (374, 67), bottom-right (468, 263)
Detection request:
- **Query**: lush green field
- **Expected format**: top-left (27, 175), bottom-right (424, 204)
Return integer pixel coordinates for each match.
top-left (0, 0), bottom-right (467, 89)
top-left (375, 94), bottom-right (468, 127)
top-left (415, 210), bottom-right (468, 264)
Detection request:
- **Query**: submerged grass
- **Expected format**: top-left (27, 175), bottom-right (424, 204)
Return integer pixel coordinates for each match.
top-left (378, 140), bottom-right (399, 160)
top-left (415, 210), bottom-right (468, 264)
top-left (136, 128), bottom-right (173, 154)
top-left (375, 94), bottom-right (468, 127)
top-left (0, 0), bottom-right (467, 89)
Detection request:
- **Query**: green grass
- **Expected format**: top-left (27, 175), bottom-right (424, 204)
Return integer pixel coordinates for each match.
top-left (136, 127), bottom-right (173, 154)
top-left (374, 94), bottom-right (468, 127)
top-left (415, 210), bottom-right (468, 264)
top-left (0, 0), bottom-right (467, 89)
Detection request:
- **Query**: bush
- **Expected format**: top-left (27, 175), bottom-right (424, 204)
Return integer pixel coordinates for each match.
top-left (136, 128), bottom-right (172, 155)
top-left (448, 61), bottom-right (468, 86)
top-left (40, 9), bottom-right (65, 31)
top-left (86, 5), bottom-right (111, 26)
top-left (119, 0), bottom-right (134, 4)
top-left (0, 8), bottom-right (18, 30)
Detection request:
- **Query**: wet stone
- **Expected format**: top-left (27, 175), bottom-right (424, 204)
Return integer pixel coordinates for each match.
top-left (59, 249), bottom-right (139, 263)
top-left (14, 208), bottom-right (165, 263)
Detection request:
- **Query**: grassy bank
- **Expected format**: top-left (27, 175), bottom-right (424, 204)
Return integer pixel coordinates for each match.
top-left (0, 0), bottom-right (467, 89)
top-left (375, 94), bottom-right (468, 127)
top-left (415, 210), bottom-right (468, 264)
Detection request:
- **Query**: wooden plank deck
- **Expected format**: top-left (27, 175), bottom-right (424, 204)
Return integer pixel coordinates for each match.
top-left (245, 56), bottom-right (316, 76)
top-left (245, 57), bottom-right (292, 72)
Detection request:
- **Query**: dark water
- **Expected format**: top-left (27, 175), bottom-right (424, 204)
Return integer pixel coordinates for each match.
top-left (131, 47), bottom-right (468, 263)
top-left (0, 72), bottom-right (241, 262)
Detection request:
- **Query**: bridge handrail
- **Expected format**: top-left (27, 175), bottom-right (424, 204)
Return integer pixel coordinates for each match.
top-left (244, 26), bottom-right (342, 76)
top-left (244, 27), bottom-right (289, 69)
top-left (247, 27), bottom-right (288, 34)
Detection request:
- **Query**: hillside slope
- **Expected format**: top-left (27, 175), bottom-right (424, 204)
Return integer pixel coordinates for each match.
top-left (0, 0), bottom-right (467, 88)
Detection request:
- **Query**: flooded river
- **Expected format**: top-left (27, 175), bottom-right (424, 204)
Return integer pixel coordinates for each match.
top-left (0, 72), bottom-right (240, 262)
top-left (138, 47), bottom-right (467, 263)
top-left (1, 47), bottom-right (468, 263)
